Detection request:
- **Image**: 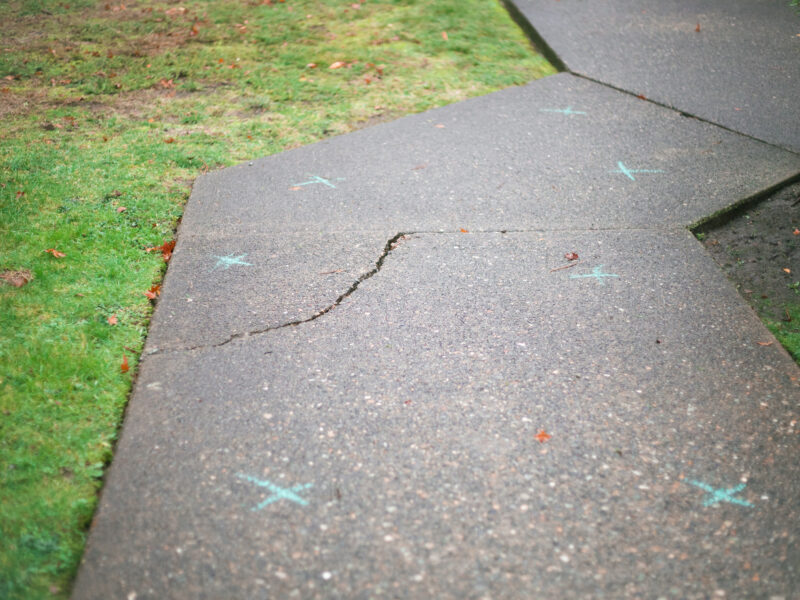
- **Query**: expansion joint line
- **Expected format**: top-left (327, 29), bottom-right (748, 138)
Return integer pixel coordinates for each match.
top-left (571, 72), bottom-right (800, 156)
top-left (209, 232), bottom-right (411, 348)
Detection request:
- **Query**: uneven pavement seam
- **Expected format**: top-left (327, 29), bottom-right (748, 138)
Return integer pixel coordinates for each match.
top-left (570, 73), bottom-right (800, 157)
top-left (503, 0), bottom-right (800, 156)
top-left (690, 173), bottom-right (800, 231)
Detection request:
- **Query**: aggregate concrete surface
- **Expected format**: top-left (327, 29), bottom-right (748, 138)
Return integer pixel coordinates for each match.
top-left (507, 0), bottom-right (800, 153)
top-left (180, 74), bottom-right (798, 235)
top-left (72, 2), bottom-right (800, 598)
top-left (145, 230), bottom-right (396, 350)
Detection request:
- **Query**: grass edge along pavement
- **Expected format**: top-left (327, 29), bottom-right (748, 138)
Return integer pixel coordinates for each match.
top-left (0, 1), bottom-right (555, 597)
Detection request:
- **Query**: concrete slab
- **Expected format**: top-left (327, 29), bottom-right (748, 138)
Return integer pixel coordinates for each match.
top-left (73, 230), bottom-right (800, 599)
top-left (507, 0), bottom-right (800, 152)
top-left (146, 230), bottom-right (395, 350)
top-left (181, 74), bottom-right (800, 234)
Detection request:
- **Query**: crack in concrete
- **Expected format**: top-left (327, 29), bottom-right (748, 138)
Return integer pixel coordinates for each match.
top-left (150, 232), bottom-right (411, 355)
top-left (146, 219), bottom-right (777, 357)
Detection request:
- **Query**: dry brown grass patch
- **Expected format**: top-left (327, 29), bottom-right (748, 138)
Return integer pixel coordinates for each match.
top-left (1, 269), bottom-right (34, 288)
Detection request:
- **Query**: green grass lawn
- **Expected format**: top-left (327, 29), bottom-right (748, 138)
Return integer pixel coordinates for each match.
top-left (765, 305), bottom-right (800, 362)
top-left (0, 0), bottom-right (554, 596)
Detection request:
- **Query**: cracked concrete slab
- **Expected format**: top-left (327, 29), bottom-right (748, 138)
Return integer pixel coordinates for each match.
top-left (146, 230), bottom-right (398, 351)
top-left (507, 0), bottom-right (800, 152)
top-left (181, 74), bottom-right (800, 234)
top-left (73, 231), bottom-right (799, 599)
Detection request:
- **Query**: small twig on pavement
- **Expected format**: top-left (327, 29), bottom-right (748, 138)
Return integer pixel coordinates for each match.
top-left (549, 261), bottom-right (581, 273)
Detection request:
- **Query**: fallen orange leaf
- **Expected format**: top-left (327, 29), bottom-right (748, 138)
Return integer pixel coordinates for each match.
top-left (695, 22), bottom-right (700, 32)
top-left (145, 240), bottom-right (175, 261)
top-left (161, 240), bottom-right (175, 261)
top-left (793, 228), bottom-right (799, 235)
top-left (121, 354), bottom-right (129, 373)
top-left (757, 341), bottom-right (774, 347)
top-left (329, 61), bottom-right (346, 69)
top-left (117, 206), bottom-right (127, 213)
top-left (534, 430), bottom-right (551, 443)
top-left (144, 284), bottom-right (161, 300)
top-left (107, 314), bottom-right (118, 326)
top-left (784, 268), bottom-right (792, 274)
top-left (45, 248), bottom-right (66, 258)
top-left (460, 228), bottom-right (468, 233)
top-left (442, 31), bottom-right (448, 41)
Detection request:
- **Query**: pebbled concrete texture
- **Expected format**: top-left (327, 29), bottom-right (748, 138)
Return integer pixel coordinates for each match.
top-left (73, 231), bottom-right (799, 599)
top-left (145, 230), bottom-right (396, 350)
top-left (182, 74), bottom-right (800, 234)
top-left (508, 0), bottom-right (800, 153)
top-left (72, 2), bottom-right (800, 598)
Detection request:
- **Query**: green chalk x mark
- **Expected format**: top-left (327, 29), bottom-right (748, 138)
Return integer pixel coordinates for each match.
top-left (292, 175), bottom-right (345, 189)
top-left (212, 253), bottom-right (253, 270)
top-left (539, 106), bottom-right (587, 116)
top-left (687, 479), bottom-right (754, 508)
top-left (611, 161), bottom-right (663, 181)
top-left (569, 264), bottom-right (619, 285)
top-left (237, 473), bottom-right (314, 510)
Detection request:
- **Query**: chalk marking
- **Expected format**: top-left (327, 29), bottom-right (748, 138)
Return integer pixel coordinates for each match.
top-left (237, 473), bottom-right (313, 510)
top-left (212, 253), bottom-right (253, 270)
top-left (292, 175), bottom-right (345, 189)
top-left (569, 264), bottom-right (619, 285)
top-left (539, 106), bottom-right (587, 116)
top-left (611, 161), bottom-right (663, 181)
top-left (687, 480), bottom-right (753, 508)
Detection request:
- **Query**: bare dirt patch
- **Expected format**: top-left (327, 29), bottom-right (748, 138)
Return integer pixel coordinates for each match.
top-left (0, 88), bottom-right (46, 120)
top-left (1, 269), bottom-right (34, 288)
top-left (700, 181), bottom-right (800, 321)
top-left (349, 110), bottom-right (403, 132)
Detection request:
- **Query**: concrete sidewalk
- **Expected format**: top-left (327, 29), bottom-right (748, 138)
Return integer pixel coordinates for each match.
top-left (72, 2), bottom-right (800, 598)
